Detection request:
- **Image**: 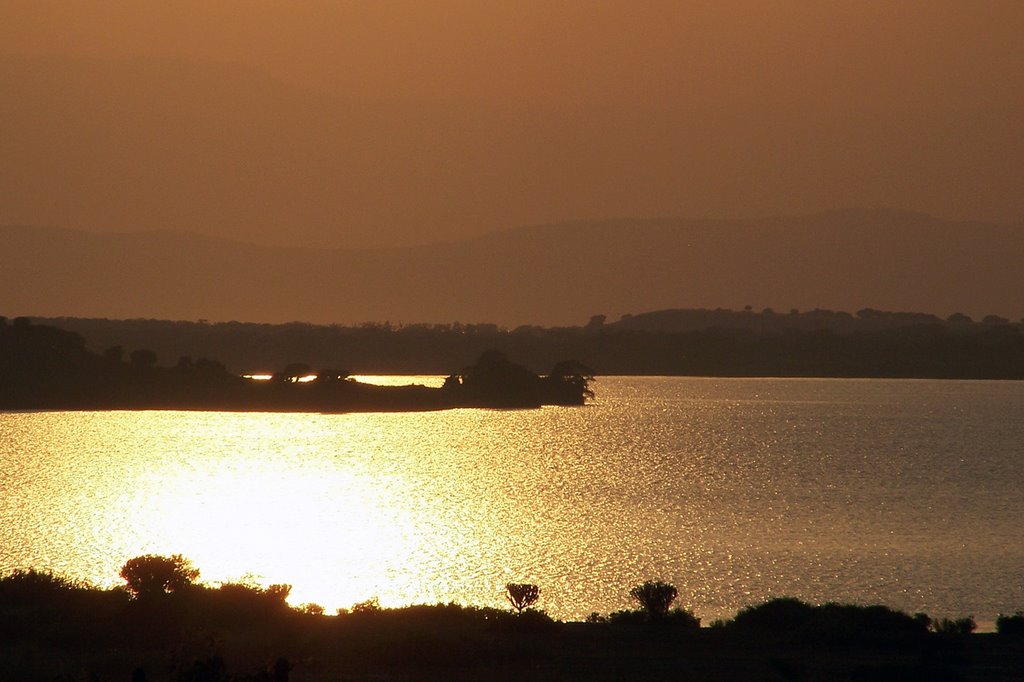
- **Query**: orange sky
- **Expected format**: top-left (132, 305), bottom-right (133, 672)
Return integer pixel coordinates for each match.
top-left (7, 1), bottom-right (1022, 110)
top-left (1, 1), bottom-right (1022, 247)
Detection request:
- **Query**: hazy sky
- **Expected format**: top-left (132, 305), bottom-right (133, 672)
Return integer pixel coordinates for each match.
top-left (2, 1), bottom-right (1022, 248)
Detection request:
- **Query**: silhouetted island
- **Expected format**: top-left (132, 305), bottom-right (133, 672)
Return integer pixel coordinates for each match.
top-left (0, 317), bottom-right (593, 412)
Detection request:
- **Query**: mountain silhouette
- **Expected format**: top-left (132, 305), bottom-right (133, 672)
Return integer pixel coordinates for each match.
top-left (3, 209), bottom-right (1022, 326)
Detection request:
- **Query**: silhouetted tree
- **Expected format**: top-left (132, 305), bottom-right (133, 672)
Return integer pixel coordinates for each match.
top-left (996, 612), bottom-right (1024, 635)
top-left (933, 616), bottom-right (976, 636)
top-left (505, 583), bottom-right (540, 615)
top-left (452, 350), bottom-right (543, 406)
top-left (629, 580), bottom-right (677, 620)
top-left (546, 359), bottom-right (595, 403)
top-left (120, 554), bottom-right (199, 599)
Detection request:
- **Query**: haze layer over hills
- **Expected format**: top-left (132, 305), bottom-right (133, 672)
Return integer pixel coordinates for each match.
top-left (2, 45), bottom-right (1022, 249)
top-left (3, 209), bottom-right (1021, 327)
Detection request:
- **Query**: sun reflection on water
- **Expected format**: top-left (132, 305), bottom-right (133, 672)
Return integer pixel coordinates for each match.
top-left (106, 412), bottom-right (460, 610)
top-left (3, 378), bottom-right (1024, 625)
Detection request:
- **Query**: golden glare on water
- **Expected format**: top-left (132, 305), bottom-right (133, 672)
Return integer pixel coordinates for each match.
top-left (2, 407), bottom-right (555, 612)
top-left (104, 411), bottom-right (503, 610)
top-left (349, 375), bottom-right (447, 388)
top-left (3, 378), bottom-right (1024, 624)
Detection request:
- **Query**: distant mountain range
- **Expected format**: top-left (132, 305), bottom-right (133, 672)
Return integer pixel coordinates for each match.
top-left (2, 209), bottom-right (1022, 327)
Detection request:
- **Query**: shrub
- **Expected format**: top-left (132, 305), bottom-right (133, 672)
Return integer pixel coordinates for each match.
top-left (666, 606), bottom-right (701, 629)
top-left (932, 616), bottom-right (976, 636)
top-left (729, 598), bottom-right (815, 632)
top-left (266, 583), bottom-right (292, 604)
top-left (351, 597), bottom-right (381, 614)
top-left (727, 598), bottom-right (930, 641)
top-left (0, 569), bottom-right (81, 605)
top-left (629, 580), bottom-right (678, 620)
top-left (120, 554), bottom-right (199, 599)
top-left (505, 583), bottom-right (540, 615)
top-left (513, 607), bottom-right (556, 629)
top-left (913, 612), bottom-right (932, 631)
top-left (207, 581), bottom-right (292, 621)
top-left (608, 609), bottom-right (647, 625)
top-left (996, 612), bottom-right (1024, 635)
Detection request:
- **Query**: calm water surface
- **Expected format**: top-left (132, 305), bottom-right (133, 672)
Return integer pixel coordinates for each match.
top-left (2, 377), bottom-right (1023, 626)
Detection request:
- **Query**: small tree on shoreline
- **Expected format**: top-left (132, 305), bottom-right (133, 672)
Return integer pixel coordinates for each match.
top-left (506, 583), bottom-right (540, 615)
top-left (629, 580), bottom-right (678, 620)
top-left (120, 554), bottom-right (199, 599)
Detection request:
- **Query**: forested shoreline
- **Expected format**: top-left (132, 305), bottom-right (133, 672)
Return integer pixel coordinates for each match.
top-left (31, 308), bottom-right (1024, 379)
top-left (0, 317), bottom-right (592, 412)
top-left (4, 308), bottom-right (1023, 412)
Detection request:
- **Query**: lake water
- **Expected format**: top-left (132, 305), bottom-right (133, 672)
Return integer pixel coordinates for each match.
top-left (2, 377), bottom-right (1023, 628)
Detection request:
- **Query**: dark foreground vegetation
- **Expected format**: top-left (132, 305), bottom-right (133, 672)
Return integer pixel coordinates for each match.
top-left (3, 558), bottom-right (1023, 681)
top-left (36, 307), bottom-right (1024, 379)
top-left (0, 317), bottom-right (592, 411)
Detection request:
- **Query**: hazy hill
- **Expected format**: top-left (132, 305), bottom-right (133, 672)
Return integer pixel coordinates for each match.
top-left (2, 209), bottom-right (1022, 327)
top-left (2, 53), bottom-right (1022, 250)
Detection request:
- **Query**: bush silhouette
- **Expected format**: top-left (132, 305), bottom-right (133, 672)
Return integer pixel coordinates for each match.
top-left (351, 597), bottom-right (382, 614)
top-left (629, 580), bottom-right (678, 620)
top-left (932, 616), bottom-right (976, 636)
top-left (505, 583), bottom-right (540, 615)
top-left (608, 608), bottom-right (647, 625)
top-left (0, 568), bottom-right (82, 606)
top-left (666, 606), bottom-right (701, 629)
top-left (996, 612), bottom-right (1024, 635)
top-left (206, 581), bottom-right (292, 622)
top-left (729, 597), bottom-right (816, 632)
top-left (727, 598), bottom-right (930, 642)
top-left (120, 554), bottom-right (199, 598)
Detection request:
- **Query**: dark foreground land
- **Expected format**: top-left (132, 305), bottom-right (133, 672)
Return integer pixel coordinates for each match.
top-left (3, 567), bottom-right (1024, 681)
top-left (3, 599), bottom-right (1023, 681)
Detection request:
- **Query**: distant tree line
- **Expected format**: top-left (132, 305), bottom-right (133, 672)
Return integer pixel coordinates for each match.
top-left (0, 316), bottom-right (241, 410)
top-left (29, 307), bottom-right (1024, 379)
